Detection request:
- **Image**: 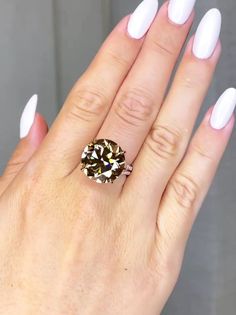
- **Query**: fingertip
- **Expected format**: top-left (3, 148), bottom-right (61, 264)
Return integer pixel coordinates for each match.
top-left (28, 113), bottom-right (48, 147)
top-left (34, 113), bottom-right (49, 133)
top-left (184, 36), bottom-right (222, 63)
top-left (204, 105), bottom-right (235, 137)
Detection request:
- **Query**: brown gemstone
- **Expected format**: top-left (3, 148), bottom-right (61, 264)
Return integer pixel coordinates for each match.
top-left (81, 139), bottom-right (126, 184)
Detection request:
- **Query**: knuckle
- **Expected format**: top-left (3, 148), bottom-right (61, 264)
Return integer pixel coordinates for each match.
top-left (170, 173), bottom-right (199, 210)
top-left (148, 34), bottom-right (176, 57)
top-left (5, 160), bottom-right (26, 176)
top-left (178, 75), bottom-right (195, 90)
top-left (114, 89), bottom-right (154, 127)
top-left (147, 125), bottom-right (182, 160)
top-left (190, 144), bottom-right (215, 162)
top-left (178, 73), bottom-right (202, 90)
top-left (178, 61), bottom-right (213, 90)
top-left (67, 88), bottom-right (107, 122)
top-left (105, 49), bottom-right (130, 68)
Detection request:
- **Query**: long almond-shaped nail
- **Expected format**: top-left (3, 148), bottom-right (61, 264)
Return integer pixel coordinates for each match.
top-left (210, 88), bottom-right (236, 130)
top-left (20, 94), bottom-right (38, 139)
top-left (128, 0), bottom-right (159, 39)
top-left (168, 0), bottom-right (196, 25)
top-left (193, 8), bottom-right (222, 59)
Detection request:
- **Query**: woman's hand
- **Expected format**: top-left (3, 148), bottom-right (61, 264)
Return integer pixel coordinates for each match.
top-left (0, 1), bottom-right (235, 314)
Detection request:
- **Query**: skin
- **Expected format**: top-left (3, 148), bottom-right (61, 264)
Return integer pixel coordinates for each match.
top-left (0, 113), bottom-right (48, 195)
top-left (0, 3), bottom-right (234, 314)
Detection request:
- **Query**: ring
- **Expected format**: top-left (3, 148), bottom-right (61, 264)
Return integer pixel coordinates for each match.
top-left (80, 139), bottom-right (133, 184)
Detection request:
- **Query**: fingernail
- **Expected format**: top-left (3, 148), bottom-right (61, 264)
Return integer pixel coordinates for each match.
top-left (193, 8), bottom-right (222, 59)
top-left (168, 0), bottom-right (196, 25)
top-left (210, 88), bottom-right (236, 130)
top-left (20, 94), bottom-right (38, 139)
top-left (128, 0), bottom-right (159, 39)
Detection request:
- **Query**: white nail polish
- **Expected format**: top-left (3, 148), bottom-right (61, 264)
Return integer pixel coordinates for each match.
top-left (210, 88), bottom-right (236, 130)
top-left (128, 0), bottom-right (159, 39)
top-left (193, 8), bottom-right (222, 59)
top-left (20, 94), bottom-right (38, 139)
top-left (168, 0), bottom-right (196, 25)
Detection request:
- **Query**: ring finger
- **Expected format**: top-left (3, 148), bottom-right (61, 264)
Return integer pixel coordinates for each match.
top-left (96, 1), bottom-right (194, 182)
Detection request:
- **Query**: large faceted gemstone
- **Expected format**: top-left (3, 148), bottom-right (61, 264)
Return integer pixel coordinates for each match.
top-left (81, 139), bottom-right (126, 184)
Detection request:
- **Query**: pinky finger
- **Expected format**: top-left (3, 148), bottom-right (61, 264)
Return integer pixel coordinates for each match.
top-left (156, 88), bottom-right (236, 256)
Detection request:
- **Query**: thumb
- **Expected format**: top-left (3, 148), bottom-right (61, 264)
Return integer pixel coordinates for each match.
top-left (0, 96), bottom-right (48, 194)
